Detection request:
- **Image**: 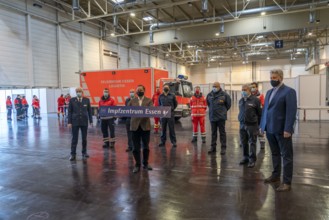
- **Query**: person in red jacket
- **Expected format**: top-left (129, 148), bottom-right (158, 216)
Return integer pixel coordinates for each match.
top-left (190, 86), bottom-right (207, 143)
top-left (14, 95), bottom-right (23, 121)
top-left (22, 96), bottom-right (29, 118)
top-left (57, 94), bottom-right (65, 118)
top-left (99, 88), bottom-right (116, 148)
top-left (32, 95), bottom-right (41, 119)
top-left (6, 96), bottom-right (12, 120)
top-left (151, 87), bottom-right (161, 134)
top-left (251, 82), bottom-right (265, 149)
top-left (64, 94), bottom-right (71, 117)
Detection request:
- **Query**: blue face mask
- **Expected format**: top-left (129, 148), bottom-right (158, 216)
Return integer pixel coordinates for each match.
top-left (212, 87), bottom-right (219, 93)
top-left (241, 91), bottom-right (248, 98)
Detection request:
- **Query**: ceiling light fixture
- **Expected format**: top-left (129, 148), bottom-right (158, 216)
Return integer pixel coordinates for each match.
top-left (308, 32), bottom-right (313, 36)
top-left (266, 56), bottom-right (270, 60)
top-left (215, 33), bottom-right (220, 36)
top-left (130, 12), bottom-right (136, 17)
top-left (110, 33), bottom-right (116, 37)
top-left (143, 16), bottom-right (153, 21)
top-left (261, 11), bottom-right (266, 16)
top-left (111, 0), bottom-right (124, 3)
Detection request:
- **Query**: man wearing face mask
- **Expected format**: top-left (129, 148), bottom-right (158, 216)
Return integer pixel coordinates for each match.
top-left (238, 84), bottom-right (262, 168)
top-left (99, 88), bottom-right (117, 149)
top-left (206, 82), bottom-right (231, 155)
top-left (251, 82), bottom-right (266, 150)
top-left (190, 86), bottom-right (207, 143)
top-left (14, 95), bottom-right (23, 121)
top-left (128, 85), bottom-right (153, 173)
top-left (158, 85), bottom-right (178, 148)
top-left (125, 89), bottom-right (135, 152)
top-left (152, 87), bottom-right (161, 134)
top-left (260, 69), bottom-right (297, 192)
top-left (68, 87), bottom-right (93, 161)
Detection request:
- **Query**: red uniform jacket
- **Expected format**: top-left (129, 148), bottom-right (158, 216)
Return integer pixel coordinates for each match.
top-left (22, 98), bottom-right (28, 105)
top-left (6, 99), bottom-right (12, 109)
top-left (32, 98), bottom-right (40, 109)
top-left (57, 97), bottom-right (65, 107)
top-left (259, 94), bottom-right (265, 107)
top-left (99, 96), bottom-right (116, 119)
top-left (152, 93), bottom-right (160, 106)
top-left (190, 94), bottom-right (207, 117)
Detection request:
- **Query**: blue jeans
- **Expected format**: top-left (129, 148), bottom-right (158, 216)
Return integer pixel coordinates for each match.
top-left (266, 133), bottom-right (293, 184)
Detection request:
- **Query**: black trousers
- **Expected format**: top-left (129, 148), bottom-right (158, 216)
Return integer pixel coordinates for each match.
top-left (160, 117), bottom-right (176, 144)
top-left (125, 118), bottom-right (134, 149)
top-left (71, 125), bottom-right (88, 155)
top-left (101, 118), bottom-right (115, 144)
top-left (210, 120), bottom-right (227, 149)
top-left (266, 133), bottom-right (294, 184)
top-left (132, 126), bottom-right (150, 167)
top-left (16, 107), bottom-right (23, 119)
top-left (240, 124), bottom-right (258, 162)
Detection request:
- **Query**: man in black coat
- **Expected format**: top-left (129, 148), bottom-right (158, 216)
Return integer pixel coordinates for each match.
top-left (68, 87), bottom-right (93, 161)
top-left (158, 85), bottom-right (178, 148)
top-left (238, 84), bottom-right (262, 168)
top-left (206, 82), bottom-right (231, 155)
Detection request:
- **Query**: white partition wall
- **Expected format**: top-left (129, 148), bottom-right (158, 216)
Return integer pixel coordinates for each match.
top-left (102, 41), bottom-right (118, 70)
top-left (60, 27), bottom-right (80, 87)
top-left (83, 34), bottom-right (100, 71)
top-left (141, 53), bottom-right (149, 67)
top-left (119, 46), bottom-right (129, 68)
top-left (0, 7), bottom-right (28, 87)
top-left (31, 18), bottom-right (58, 87)
top-left (129, 49), bottom-right (140, 68)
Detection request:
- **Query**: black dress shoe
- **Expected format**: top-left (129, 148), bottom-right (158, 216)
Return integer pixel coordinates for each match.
top-left (247, 161), bottom-right (255, 168)
top-left (133, 166), bottom-right (140, 173)
top-left (202, 137), bottom-right (206, 143)
top-left (143, 165), bottom-right (153, 171)
top-left (208, 148), bottom-right (216, 154)
top-left (220, 148), bottom-right (226, 155)
top-left (103, 143), bottom-right (109, 148)
top-left (239, 159), bottom-right (249, 165)
top-left (172, 144), bottom-right (177, 148)
top-left (125, 148), bottom-right (132, 152)
top-left (158, 142), bottom-right (165, 147)
top-left (191, 137), bottom-right (197, 143)
top-left (69, 155), bottom-right (76, 161)
top-left (82, 154), bottom-right (89, 159)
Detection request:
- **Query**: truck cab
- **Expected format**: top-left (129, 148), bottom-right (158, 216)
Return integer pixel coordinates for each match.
top-left (158, 75), bottom-right (193, 120)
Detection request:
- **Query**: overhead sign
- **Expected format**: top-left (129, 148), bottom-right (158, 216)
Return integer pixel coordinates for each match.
top-left (99, 106), bottom-right (172, 118)
top-left (274, 40), bottom-right (284, 48)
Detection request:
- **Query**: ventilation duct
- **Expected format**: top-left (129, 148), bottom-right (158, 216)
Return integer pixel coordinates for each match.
top-left (72, 0), bottom-right (79, 10)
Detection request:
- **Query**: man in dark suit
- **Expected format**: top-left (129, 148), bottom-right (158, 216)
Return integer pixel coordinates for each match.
top-left (128, 85), bottom-right (153, 173)
top-left (68, 87), bottom-right (93, 161)
top-left (260, 69), bottom-right (297, 192)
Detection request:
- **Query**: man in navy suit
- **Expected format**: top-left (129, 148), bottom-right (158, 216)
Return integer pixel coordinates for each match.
top-left (260, 69), bottom-right (297, 192)
top-left (68, 87), bottom-right (93, 161)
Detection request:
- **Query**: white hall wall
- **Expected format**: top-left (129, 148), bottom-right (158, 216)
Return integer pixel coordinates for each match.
top-left (0, 0), bottom-right (185, 88)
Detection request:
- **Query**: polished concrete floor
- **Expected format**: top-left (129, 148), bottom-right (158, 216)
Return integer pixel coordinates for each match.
top-left (0, 105), bottom-right (329, 220)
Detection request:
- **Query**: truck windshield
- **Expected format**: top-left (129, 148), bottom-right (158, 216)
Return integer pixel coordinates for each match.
top-left (181, 81), bottom-right (193, 98)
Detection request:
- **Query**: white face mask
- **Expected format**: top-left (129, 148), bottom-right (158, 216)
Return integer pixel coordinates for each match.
top-left (130, 92), bottom-right (135, 98)
top-left (212, 87), bottom-right (219, 93)
top-left (76, 92), bottom-right (82, 98)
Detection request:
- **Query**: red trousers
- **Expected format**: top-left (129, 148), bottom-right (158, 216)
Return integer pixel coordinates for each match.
top-left (192, 116), bottom-right (206, 137)
top-left (58, 106), bottom-right (64, 114)
top-left (154, 117), bottom-right (160, 132)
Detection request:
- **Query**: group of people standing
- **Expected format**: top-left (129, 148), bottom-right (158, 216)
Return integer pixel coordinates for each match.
top-left (57, 94), bottom-right (71, 119)
top-left (6, 95), bottom-right (41, 120)
top-left (67, 69), bottom-right (297, 192)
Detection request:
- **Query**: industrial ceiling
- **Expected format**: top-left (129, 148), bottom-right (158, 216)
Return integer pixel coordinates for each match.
top-left (34, 0), bottom-right (329, 65)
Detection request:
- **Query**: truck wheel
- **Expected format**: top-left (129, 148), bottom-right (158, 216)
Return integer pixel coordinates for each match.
top-left (175, 117), bottom-right (181, 121)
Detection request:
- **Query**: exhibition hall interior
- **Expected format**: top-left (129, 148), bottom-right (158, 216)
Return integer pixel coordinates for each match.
top-left (0, 0), bottom-right (329, 219)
